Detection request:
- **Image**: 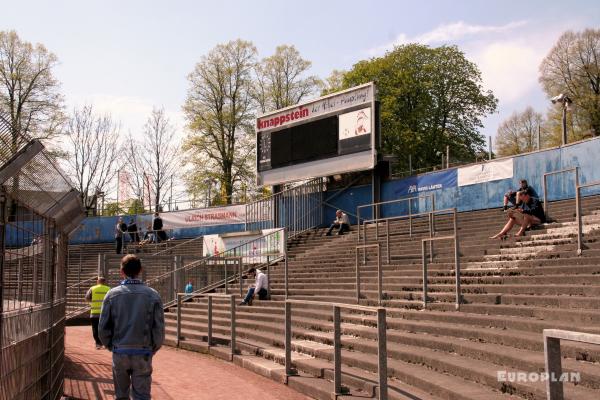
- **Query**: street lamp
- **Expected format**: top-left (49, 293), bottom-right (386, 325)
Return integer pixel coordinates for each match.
top-left (551, 93), bottom-right (573, 145)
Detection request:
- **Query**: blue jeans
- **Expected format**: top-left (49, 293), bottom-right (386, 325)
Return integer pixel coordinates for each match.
top-left (243, 287), bottom-right (268, 303)
top-left (112, 353), bottom-right (153, 400)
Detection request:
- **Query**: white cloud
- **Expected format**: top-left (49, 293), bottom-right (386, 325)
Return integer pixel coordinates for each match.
top-left (369, 20), bottom-right (527, 55)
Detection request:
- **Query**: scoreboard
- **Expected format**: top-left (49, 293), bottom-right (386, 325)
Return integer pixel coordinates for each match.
top-left (256, 83), bottom-right (377, 186)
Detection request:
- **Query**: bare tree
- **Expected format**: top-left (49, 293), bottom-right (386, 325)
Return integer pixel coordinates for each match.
top-left (65, 105), bottom-right (121, 210)
top-left (129, 107), bottom-right (179, 211)
top-left (183, 39), bottom-right (257, 205)
top-left (0, 30), bottom-right (64, 151)
top-left (254, 45), bottom-right (321, 113)
top-left (539, 28), bottom-right (600, 138)
top-left (495, 107), bottom-right (545, 156)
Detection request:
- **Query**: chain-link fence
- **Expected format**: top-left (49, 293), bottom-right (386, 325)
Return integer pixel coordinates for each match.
top-left (0, 113), bottom-right (84, 400)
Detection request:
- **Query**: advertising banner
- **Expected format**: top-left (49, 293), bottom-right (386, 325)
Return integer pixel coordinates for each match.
top-left (202, 228), bottom-right (285, 264)
top-left (393, 169), bottom-right (458, 196)
top-left (458, 159), bottom-right (513, 187)
top-left (162, 204), bottom-right (246, 228)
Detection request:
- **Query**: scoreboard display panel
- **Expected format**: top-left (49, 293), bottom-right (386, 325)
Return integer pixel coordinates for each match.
top-left (256, 83), bottom-right (377, 186)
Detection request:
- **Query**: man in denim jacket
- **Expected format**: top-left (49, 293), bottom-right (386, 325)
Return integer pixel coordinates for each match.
top-left (99, 255), bottom-right (165, 400)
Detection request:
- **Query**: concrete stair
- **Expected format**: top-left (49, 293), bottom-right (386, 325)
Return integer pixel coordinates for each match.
top-left (163, 195), bottom-right (600, 399)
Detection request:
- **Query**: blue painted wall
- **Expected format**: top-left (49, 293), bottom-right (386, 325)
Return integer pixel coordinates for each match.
top-left (323, 137), bottom-right (600, 223)
top-left (66, 137), bottom-right (600, 245)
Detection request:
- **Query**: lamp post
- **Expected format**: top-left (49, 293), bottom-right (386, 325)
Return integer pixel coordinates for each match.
top-left (551, 94), bottom-right (573, 146)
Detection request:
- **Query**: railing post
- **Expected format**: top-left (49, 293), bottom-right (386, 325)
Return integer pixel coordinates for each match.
top-left (377, 244), bottom-right (383, 306)
top-left (239, 258), bottom-right (243, 298)
top-left (207, 296), bottom-right (213, 346)
top-left (377, 308), bottom-right (388, 400)
top-left (285, 301), bottom-right (292, 382)
top-left (428, 212), bottom-right (433, 263)
top-left (408, 199), bottom-right (413, 237)
top-left (284, 228), bottom-right (289, 299)
top-left (17, 259), bottom-right (23, 302)
top-left (422, 240), bottom-right (428, 309)
top-left (176, 293), bottom-right (182, 348)
top-left (375, 204), bottom-right (379, 239)
top-left (544, 335), bottom-right (564, 400)
top-left (224, 258), bottom-right (228, 295)
top-left (575, 170), bottom-right (583, 255)
top-left (453, 209), bottom-right (461, 311)
top-left (230, 295), bottom-right (236, 360)
top-left (386, 220), bottom-right (390, 265)
top-left (543, 173), bottom-right (549, 219)
top-left (333, 305), bottom-right (342, 396)
top-left (355, 247), bottom-right (361, 304)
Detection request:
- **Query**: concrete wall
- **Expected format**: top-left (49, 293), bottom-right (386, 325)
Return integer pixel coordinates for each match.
top-left (324, 137), bottom-right (600, 224)
top-left (69, 137), bottom-right (600, 244)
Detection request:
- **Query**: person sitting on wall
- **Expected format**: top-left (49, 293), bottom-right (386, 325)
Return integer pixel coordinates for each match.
top-left (239, 268), bottom-right (268, 306)
top-left (491, 188), bottom-right (545, 239)
top-left (325, 210), bottom-right (350, 236)
top-left (503, 179), bottom-right (538, 211)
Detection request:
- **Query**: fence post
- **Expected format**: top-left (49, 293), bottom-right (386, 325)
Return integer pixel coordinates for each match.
top-left (422, 240), bottom-right (428, 309)
top-left (428, 212), bottom-right (433, 263)
top-left (575, 169), bottom-right (582, 255)
top-left (377, 308), bottom-right (388, 400)
top-left (355, 247), bottom-right (361, 304)
top-left (176, 293), bottom-right (182, 348)
top-left (453, 209), bottom-right (461, 311)
top-left (17, 259), bottom-right (23, 302)
top-left (333, 305), bottom-right (342, 396)
top-left (544, 335), bottom-right (564, 400)
top-left (230, 295), bottom-right (236, 360)
top-left (543, 174), bottom-right (549, 219)
top-left (207, 296), bottom-right (213, 346)
top-left (409, 199), bottom-right (413, 237)
top-left (285, 301), bottom-right (292, 382)
top-left (224, 258), bottom-right (228, 295)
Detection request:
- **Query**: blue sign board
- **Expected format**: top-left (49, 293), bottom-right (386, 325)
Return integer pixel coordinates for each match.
top-left (393, 169), bottom-right (457, 196)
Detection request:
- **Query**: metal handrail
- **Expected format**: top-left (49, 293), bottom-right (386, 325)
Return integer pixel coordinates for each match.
top-left (356, 193), bottom-right (435, 242)
top-left (543, 329), bottom-right (600, 400)
top-left (363, 207), bottom-right (457, 264)
top-left (420, 208), bottom-right (461, 311)
top-left (575, 180), bottom-right (600, 254)
top-left (542, 167), bottom-right (579, 220)
top-left (355, 244), bottom-right (382, 305)
top-left (175, 293), bottom-right (236, 360)
top-left (284, 299), bottom-right (387, 400)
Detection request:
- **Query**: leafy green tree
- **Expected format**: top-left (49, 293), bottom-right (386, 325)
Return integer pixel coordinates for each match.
top-left (539, 28), bottom-right (600, 140)
top-left (183, 40), bottom-right (257, 205)
top-left (103, 202), bottom-right (121, 216)
top-left (333, 44), bottom-right (497, 172)
top-left (254, 45), bottom-right (321, 113)
top-left (125, 198), bottom-right (145, 215)
top-left (495, 107), bottom-right (546, 156)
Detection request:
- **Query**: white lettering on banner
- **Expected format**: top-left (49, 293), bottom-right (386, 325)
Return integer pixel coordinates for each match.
top-left (256, 83), bottom-right (373, 132)
top-left (161, 205), bottom-right (247, 229)
top-left (202, 229), bottom-right (285, 264)
top-left (458, 159), bottom-right (514, 186)
top-left (339, 107), bottom-right (371, 140)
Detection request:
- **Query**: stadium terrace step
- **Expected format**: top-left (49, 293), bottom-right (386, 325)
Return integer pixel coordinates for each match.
top-left (64, 194), bottom-right (600, 399)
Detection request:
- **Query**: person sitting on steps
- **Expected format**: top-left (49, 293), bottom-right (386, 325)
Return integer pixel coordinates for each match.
top-left (503, 179), bottom-right (537, 211)
top-left (239, 267), bottom-right (268, 306)
top-left (491, 188), bottom-right (545, 239)
top-left (326, 210), bottom-right (350, 236)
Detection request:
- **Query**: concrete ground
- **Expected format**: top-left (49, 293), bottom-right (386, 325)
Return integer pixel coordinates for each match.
top-left (63, 326), bottom-right (311, 400)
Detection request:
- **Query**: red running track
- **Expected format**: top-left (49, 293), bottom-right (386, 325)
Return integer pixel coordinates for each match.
top-left (63, 326), bottom-right (310, 400)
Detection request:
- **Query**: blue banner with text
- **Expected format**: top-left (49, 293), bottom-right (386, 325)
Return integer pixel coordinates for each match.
top-left (393, 169), bottom-right (457, 196)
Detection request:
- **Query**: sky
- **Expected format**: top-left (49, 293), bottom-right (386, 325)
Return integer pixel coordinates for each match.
top-left (1, 0), bottom-right (598, 151)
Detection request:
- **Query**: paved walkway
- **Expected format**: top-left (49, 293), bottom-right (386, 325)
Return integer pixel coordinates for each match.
top-left (63, 326), bottom-right (310, 400)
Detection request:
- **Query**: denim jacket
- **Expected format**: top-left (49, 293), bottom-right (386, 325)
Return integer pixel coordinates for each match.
top-left (98, 280), bottom-right (165, 355)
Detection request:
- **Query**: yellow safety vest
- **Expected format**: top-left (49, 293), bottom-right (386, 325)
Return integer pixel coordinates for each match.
top-left (90, 284), bottom-right (110, 316)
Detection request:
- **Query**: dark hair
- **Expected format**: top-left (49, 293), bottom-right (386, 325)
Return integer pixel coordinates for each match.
top-left (520, 187), bottom-right (534, 197)
top-left (121, 254), bottom-right (142, 278)
top-left (519, 179), bottom-right (528, 186)
top-left (246, 267), bottom-right (256, 275)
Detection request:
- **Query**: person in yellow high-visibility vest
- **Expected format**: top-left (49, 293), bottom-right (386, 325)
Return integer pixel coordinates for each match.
top-left (85, 277), bottom-right (110, 349)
